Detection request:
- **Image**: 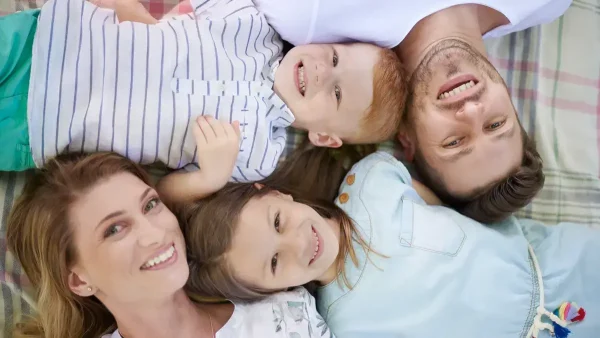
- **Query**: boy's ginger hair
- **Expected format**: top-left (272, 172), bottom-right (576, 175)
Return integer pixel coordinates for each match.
top-left (354, 49), bottom-right (407, 144)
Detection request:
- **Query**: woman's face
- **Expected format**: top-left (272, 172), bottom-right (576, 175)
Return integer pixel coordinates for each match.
top-left (227, 191), bottom-right (340, 291)
top-left (67, 173), bottom-right (189, 303)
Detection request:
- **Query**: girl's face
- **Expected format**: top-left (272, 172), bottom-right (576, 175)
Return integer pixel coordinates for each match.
top-left (227, 191), bottom-right (340, 290)
top-left (67, 173), bottom-right (189, 303)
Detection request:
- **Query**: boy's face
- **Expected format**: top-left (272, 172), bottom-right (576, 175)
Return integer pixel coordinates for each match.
top-left (274, 43), bottom-right (380, 147)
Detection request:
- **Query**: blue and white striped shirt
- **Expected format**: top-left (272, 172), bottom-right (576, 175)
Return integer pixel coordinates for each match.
top-left (27, 0), bottom-right (293, 182)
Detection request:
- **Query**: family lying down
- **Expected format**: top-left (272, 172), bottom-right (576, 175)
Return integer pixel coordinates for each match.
top-left (1, 0), bottom-right (598, 337)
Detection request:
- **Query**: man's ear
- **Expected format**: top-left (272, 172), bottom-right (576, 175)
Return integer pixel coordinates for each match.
top-left (308, 131), bottom-right (342, 148)
top-left (68, 269), bottom-right (95, 297)
top-left (397, 131), bottom-right (415, 162)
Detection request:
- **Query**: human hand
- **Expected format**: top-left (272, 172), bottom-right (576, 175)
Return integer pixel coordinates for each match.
top-left (193, 116), bottom-right (241, 191)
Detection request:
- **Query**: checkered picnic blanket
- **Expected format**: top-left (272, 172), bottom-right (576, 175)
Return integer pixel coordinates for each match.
top-left (1, 0), bottom-right (599, 336)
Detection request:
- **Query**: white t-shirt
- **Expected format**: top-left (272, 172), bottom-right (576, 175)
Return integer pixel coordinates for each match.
top-left (102, 288), bottom-right (334, 338)
top-left (253, 0), bottom-right (572, 47)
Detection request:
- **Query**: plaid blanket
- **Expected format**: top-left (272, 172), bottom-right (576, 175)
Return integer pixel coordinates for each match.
top-left (1, 0), bottom-right (599, 336)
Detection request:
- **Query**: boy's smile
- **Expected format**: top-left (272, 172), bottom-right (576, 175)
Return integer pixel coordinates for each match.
top-left (273, 43), bottom-right (380, 147)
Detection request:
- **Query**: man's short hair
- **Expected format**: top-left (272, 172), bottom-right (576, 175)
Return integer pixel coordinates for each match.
top-left (413, 124), bottom-right (545, 223)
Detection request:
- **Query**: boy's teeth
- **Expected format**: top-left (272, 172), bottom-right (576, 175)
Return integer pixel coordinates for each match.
top-left (438, 80), bottom-right (475, 99)
top-left (142, 245), bottom-right (175, 269)
top-left (298, 65), bottom-right (306, 95)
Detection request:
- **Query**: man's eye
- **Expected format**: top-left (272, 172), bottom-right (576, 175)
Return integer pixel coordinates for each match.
top-left (444, 138), bottom-right (462, 148)
top-left (332, 51), bottom-right (338, 67)
top-left (487, 121), bottom-right (505, 130)
top-left (335, 86), bottom-right (341, 102)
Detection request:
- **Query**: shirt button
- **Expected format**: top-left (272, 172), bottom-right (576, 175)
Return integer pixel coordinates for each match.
top-left (346, 174), bottom-right (355, 185)
top-left (338, 192), bottom-right (350, 204)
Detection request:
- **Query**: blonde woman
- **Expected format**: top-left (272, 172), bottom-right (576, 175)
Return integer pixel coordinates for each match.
top-left (6, 152), bottom-right (332, 338)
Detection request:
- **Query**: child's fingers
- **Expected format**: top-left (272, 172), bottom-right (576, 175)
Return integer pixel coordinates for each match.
top-left (206, 115), bottom-right (227, 138)
top-left (231, 121), bottom-right (241, 138)
top-left (222, 120), bottom-right (240, 140)
top-left (198, 116), bottom-right (217, 142)
top-left (192, 118), bottom-right (207, 146)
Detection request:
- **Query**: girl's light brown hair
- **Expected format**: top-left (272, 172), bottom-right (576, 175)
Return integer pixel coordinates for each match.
top-left (179, 141), bottom-right (374, 302)
top-left (6, 152), bottom-right (152, 338)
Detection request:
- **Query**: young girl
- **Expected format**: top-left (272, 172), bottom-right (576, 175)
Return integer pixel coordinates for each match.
top-left (179, 150), bottom-right (599, 338)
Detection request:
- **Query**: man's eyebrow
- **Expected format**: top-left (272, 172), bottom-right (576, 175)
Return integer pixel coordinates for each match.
top-left (443, 147), bottom-right (474, 163)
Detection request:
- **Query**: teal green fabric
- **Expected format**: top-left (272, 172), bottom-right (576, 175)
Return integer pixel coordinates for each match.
top-left (0, 9), bottom-right (39, 171)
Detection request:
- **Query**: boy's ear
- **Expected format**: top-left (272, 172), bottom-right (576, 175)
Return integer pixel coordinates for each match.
top-left (397, 131), bottom-right (415, 162)
top-left (308, 131), bottom-right (342, 148)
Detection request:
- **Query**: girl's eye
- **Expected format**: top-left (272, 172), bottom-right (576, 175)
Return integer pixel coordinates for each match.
top-left (444, 138), bottom-right (462, 148)
top-left (271, 254), bottom-right (278, 274)
top-left (335, 86), bottom-right (341, 102)
top-left (274, 212), bottom-right (281, 232)
top-left (104, 224), bottom-right (124, 238)
top-left (332, 50), bottom-right (338, 67)
top-left (487, 121), bottom-right (505, 130)
top-left (144, 198), bottom-right (160, 213)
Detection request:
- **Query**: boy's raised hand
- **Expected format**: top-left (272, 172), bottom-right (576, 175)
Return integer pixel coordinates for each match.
top-left (193, 116), bottom-right (241, 192)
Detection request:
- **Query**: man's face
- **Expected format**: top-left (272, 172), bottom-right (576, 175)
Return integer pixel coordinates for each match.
top-left (404, 39), bottom-right (523, 197)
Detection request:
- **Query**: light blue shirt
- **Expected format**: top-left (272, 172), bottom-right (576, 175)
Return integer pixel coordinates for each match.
top-left (317, 152), bottom-right (600, 338)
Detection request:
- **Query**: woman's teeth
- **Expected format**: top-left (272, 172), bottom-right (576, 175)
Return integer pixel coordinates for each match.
top-left (141, 245), bottom-right (175, 269)
top-left (298, 65), bottom-right (306, 95)
top-left (438, 80), bottom-right (475, 99)
top-left (311, 229), bottom-right (319, 260)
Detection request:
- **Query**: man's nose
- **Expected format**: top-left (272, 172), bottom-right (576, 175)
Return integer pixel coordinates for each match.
top-left (455, 101), bottom-right (483, 121)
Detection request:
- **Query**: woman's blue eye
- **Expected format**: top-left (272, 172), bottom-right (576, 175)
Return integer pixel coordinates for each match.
top-left (144, 198), bottom-right (160, 213)
top-left (104, 224), bottom-right (123, 238)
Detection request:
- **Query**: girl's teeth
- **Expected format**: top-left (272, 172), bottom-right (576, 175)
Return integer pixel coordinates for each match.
top-left (311, 229), bottom-right (320, 260)
top-left (438, 80), bottom-right (475, 99)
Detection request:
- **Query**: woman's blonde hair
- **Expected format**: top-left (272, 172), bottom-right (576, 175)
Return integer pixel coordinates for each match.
top-left (6, 152), bottom-right (152, 338)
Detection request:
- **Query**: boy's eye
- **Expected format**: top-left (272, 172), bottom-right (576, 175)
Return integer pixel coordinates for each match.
top-left (274, 212), bottom-right (281, 232)
top-left (271, 253), bottom-right (278, 274)
top-left (332, 50), bottom-right (339, 67)
top-left (335, 86), bottom-right (341, 103)
top-left (104, 224), bottom-right (124, 238)
top-left (144, 198), bottom-right (160, 213)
